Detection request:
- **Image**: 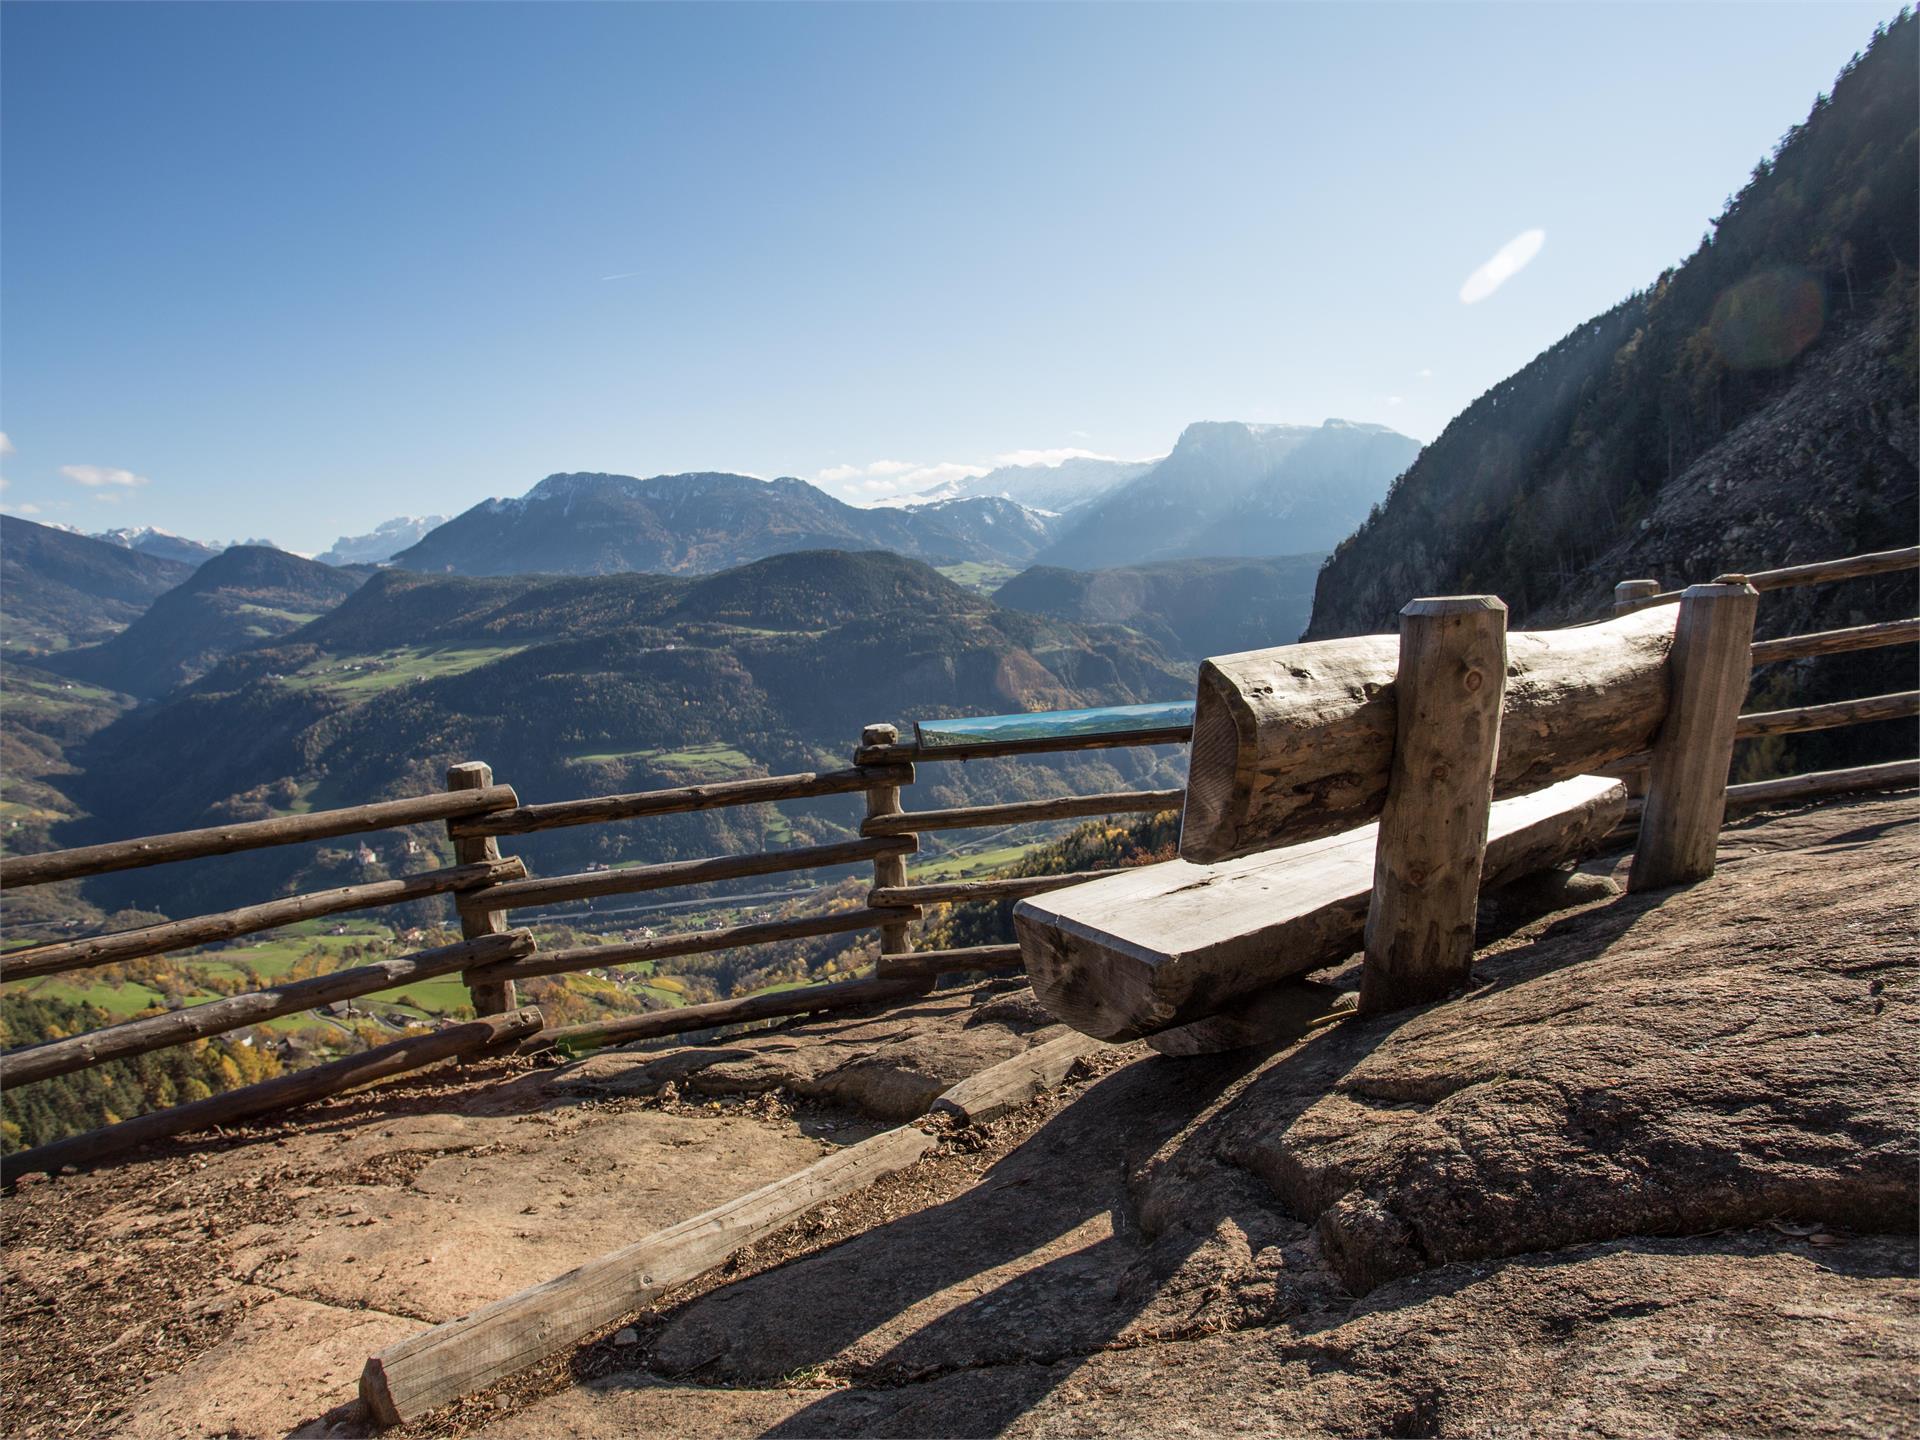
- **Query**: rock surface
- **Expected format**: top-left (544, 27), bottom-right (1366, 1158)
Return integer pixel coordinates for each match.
top-left (2, 794), bottom-right (1913, 1439)
top-left (489, 792), bottom-right (1917, 1440)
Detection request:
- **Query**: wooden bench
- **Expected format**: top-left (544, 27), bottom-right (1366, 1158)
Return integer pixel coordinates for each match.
top-left (1016, 582), bottom-right (1761, 1047)
top-left (1015, 773), bottom-right (1626, 1044)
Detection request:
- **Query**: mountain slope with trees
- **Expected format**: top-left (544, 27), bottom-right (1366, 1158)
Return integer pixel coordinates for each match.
top-left (58, 549), bottom-right (1191, 917)
top-left (0, 517), bottom-right (197, 656)
top-left (1305, 15), bottom-right (1917, 782)
top-left (45, 546), bottom-right (371, 698)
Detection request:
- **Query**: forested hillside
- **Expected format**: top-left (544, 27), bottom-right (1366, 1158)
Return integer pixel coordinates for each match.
top-left (0, 517), bottom-right (196, 656)
top-left (53, 549), bottom-right (1190, 918)
top-left (1306, 14), bottom-right (1916, 780)
top-left (44, 545), bottom-right (370, 698)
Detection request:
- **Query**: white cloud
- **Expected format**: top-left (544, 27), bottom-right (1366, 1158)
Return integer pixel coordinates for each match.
top-left (1459, 229), bottom-right (1545, 305)
top-left (0, 432), bottom-right (14, 456)
top-left (61, 463), bottom-right (150, 489)
top-left (1386, 396), bottom-right (1404, 407)
top-left (815, 458), bottom-right (990, 497)
top-left (1416, 368), bottom-right (1434, 380)
top-left (1, 501), bottom-right (41, 515)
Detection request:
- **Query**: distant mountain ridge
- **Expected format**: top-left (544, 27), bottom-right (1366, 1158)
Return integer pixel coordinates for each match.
top-left (896, 455), bottom-right (1154, 513)
top-left (389, 472), bottom-right (1059, 577)
top-left (316, 516), bottom-right (448, 567)
top-left (90, 527), bottom-right (225, 565)
top-left (1037, 419), bottom-right (1420, 570)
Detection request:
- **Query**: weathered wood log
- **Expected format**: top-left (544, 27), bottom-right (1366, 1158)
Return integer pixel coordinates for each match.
top-left (1725, 759), bottom-right (1918, 813)
top-left (475, 836), bottom-right (915, 913)
top-left (1180, 605), bottom-right (1676, 863)
top-left (854, 724), bottom-right (1193, 766)
top-left (1613, 579), bottom-right (1663, 615)
top-left (1736, 689), bottom-right (1919, 739)
top-left (359, 1030), bottom-right (1111, 1424)
top-left (861, 789), bottom-right (1184, 837)
top-left (450, 765), bottom-right (913, 838)
top-left (1, 859), bottom-right (525, 982)
top-left (0, 786), bottom-right (519, 890)
top-left (1750, 617), bottom-right (1918, 665)
top-left (1, 931), bottom-right (535, 1087)
top-left (1745, 545), bottom-right (1919, 593)
top-left (929, 1031), bottom-right (1107, 1126)
top-left (469, 907), bottom-right (913, 987)
top-left (861, 726), bottom-right (914, 960)
top-left (446, 764), bottom-right (516, 1016)
top-left (1360, 597), bottom-right (1508, 1014)
top-left (360, 1122), bottom-right (939, 1425)
top-left (1631, 581), bottom-right (1758, 892)
top-left (1017, 775), bottom-right (1626, 1042)
top-left (1, 1007), bottom-right (544, 1183)
top-left (868, 869), bottom-right (1127, 909)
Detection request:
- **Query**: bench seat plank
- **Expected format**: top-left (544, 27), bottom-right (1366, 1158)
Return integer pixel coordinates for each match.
top-left (1016, 775), bottom-right (1626, 1041)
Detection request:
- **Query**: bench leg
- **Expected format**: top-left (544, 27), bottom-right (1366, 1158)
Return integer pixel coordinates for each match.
top-left (1361, 596), bottom-right (1509, 1014)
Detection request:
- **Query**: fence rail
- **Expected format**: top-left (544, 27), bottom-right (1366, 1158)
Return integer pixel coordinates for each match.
top-left (2, 542), bottom-right (1913, 1177)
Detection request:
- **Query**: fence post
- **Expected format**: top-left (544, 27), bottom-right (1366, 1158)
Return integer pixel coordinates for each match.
top-left (1630, 578), bottom-right (1759, 892)
top-left (859, 724), bottom-right (915, 970)
top-left (1614, 579), bottom-right (1661, 615)
top-left (446, 761), bottom-right (517, 1016)
top-left (1360, 596), bottom-right (1509, 1014)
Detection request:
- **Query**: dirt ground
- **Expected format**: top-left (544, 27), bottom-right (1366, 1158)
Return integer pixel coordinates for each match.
top-left (2, 792), bottom-right (1915, 1439)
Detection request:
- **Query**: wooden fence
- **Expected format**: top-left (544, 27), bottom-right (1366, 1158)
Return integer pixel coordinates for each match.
top-left (1, 544), bottom-right (1913, 1179)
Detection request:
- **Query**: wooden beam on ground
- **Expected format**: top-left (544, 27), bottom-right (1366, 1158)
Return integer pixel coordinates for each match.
top-left (0, 859), bottom-right (525, 982)
top-left (861, 789), bottom-right (1183, 837)
top-left (1750, 617), bottom-right (1919, 666)
top-left (1360, 596), bottom-right (1508, 1014)
top-left (469, 907), bottom-right (910, 988)
top-left (1, 1008), bottom-right (543, 1183)
top-left (361, 1123), bottom-right (938, 1424)
top-left (1631, 581), bottom-right (1759, 892)
top-left (1017, 774), bottom-right (1627, 1043)
top-left (1180, 605), bottom-right (1676, 863)
top-left (358, 1035), bottom-right (1108, 1425)
top-left (1, 931), bottom-right (535, 1087)
top-left (0, 786), bottom-right (519, 890)
top-left (928, 1031), bottom-right (1106, 1127)
top-left (475, 836), bottom-right (915, 913)
top-left (868, 869), bottom-right (1128, 909)
top-left (450, 766), bottom-right (913, 839)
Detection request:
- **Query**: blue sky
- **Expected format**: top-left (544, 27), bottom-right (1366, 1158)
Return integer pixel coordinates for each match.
top-left (0, 1), bottom-right (1897, 554)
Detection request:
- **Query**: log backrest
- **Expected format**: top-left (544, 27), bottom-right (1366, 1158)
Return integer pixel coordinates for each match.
top-left (1180, 603), bottom-right (1679, 862)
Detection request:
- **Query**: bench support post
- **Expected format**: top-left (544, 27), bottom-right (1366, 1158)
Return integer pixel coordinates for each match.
top-left (447, 762), bottom-right (517, 1016)
top-left (1361, 596), bottom-right (1509, 1014)
top-left (1630, 579), bottom-right (1758, 892)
